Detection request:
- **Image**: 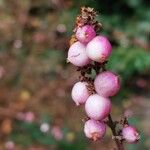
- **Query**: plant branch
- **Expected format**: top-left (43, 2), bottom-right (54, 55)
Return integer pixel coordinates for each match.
top-left (107, 114), bottom-right (124, 150)
top-left (78, 62), bottom-right (124, 150)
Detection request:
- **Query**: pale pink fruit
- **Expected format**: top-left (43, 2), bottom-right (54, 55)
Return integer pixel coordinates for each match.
top-left (84, 119), bottom-right (106, 141)
top-left (86, 36), bottom-right (112, 62)
top-left (67, 41), bottom-right (90, 67)
top-left (71, 81), bottom-right (90, 105)
top-left (122, 125), bottom-right (140, 143)
top-left (5, 141), bottom-right (15, 150)
top-left (24, 111), bottom-right (35, 123)
top-left (94, 71), bottom-right (120, 97)
top-left (85, 94), bottom-right (111, 120)
top-left (40, 123), bottom-right (50, 133)
top-left (51, 126), bottom-right (63, 141)
top-left (76, 25), bottom-right (96, 43)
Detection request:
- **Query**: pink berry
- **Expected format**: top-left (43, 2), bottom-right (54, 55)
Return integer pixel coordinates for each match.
top-left (76, 25), bottom-right (96, 43)
top-left (86, 36), bottom-right (112, 62)
top-left (71, 81), bottom-right (90, 105)
top-left (5, 141), bottom-right (15, 150)
top-left (84, 119), bottom-right (106, 141)
top-left (67, 41), bottom-right (90, 67)
top-left (94, 71), bottom-right (120, 97)
top-left (24, 111), bottom-right (35, 123)
top-left (122, 125), bottom-right (140, 143)
top-left (85, 94), bottom-right (111, 120)
top-left (51, 126), bottom-right (63, 141)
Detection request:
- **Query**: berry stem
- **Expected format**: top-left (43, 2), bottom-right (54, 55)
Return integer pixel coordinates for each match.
top-left (79, 62), bottom-right (124, 149)
top-left (95, 62), bottom-right (124, 149)
top-left (73, 7), bottom-right (126, 149)
top-left (107, 114), bottom-right (124, 150)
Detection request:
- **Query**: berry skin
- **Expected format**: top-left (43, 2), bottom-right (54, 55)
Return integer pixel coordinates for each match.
top-left (71, 82), bottom-right (90, 105)
top-left (84, 119), bottom-right (106, 141)
top-left (85, 94), bottom-right (111, 120)
top-left (94, 71), bottom-right (120, 97)
top-left (76, 25), bottom-right (96, 43)
top-left (67, 41), bottom-right (90, 67)
top-left (86, 36), bottom-right (112, 63)
top-left (122, 125), bottom-right (140, 143)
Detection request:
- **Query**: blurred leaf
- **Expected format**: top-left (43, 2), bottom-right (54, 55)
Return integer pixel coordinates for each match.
top-left (108, 47), bottom-right (150, 82)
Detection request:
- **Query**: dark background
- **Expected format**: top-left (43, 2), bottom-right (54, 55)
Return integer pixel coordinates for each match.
top-left (0, 0), bottom-right (149, 149)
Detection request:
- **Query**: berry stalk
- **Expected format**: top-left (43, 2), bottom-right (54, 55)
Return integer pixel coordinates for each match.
top-left (94, 62), bottom-right (124, 150)
top-left (94, 61), bottom-right (124, 150)
top-left (107, 114), bottom-right (124, 150)
top-left (67, 6), bottom-right (140, 150)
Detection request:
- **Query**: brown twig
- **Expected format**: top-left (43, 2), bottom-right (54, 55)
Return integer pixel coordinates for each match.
top-left (107, 114), bottom-right (124, 150)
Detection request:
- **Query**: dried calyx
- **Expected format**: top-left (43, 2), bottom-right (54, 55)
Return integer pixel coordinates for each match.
top-left (70, 7), bottom-right (102, 46)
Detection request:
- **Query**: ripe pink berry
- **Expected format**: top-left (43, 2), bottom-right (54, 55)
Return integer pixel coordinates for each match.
top-left (86, 36), bottom-right (112, 62)
top-left (67, 41), bottom-right (90, 67)
top-left (84, 119), bottom-right (106, 141)
top-left (71, 81), bottom-right (90, 105)
top-left (76, 25), bottom-right (96, 43)
top-left (94, 71), bottom-right (120, 97)
top-left (122, 125), bottom-right (140, 143)
top-left (85, 94), bottom-right (111, 120)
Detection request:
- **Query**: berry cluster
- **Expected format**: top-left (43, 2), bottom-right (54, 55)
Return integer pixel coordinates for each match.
top-left (67, 7), bottom-right (140, 149)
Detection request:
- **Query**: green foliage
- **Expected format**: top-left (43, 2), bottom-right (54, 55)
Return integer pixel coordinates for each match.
top-left (126, 117), bottom-right (149, 150)
top-left (10, 121), bottom-right (87, 149)
top-left (108, 47), bottom-right (150, 82)
top-left (10, 121), bottom-right (56, 147)
top-left (57, 134), bottom-right (87, 150)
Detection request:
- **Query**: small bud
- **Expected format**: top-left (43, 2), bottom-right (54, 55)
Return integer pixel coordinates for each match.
top-left (76, 25), bottom-right (96, 43)
top-left (85, 94), bottom-right (111, 120)
top-left (122, 125), bottom-right (140, 143)
top-left (84, 119), bottom-right (106, 141)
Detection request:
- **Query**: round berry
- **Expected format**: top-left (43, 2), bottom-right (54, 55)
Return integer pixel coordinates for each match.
top-left (122, 125), bottom-right (140, 143)
top-left (71, 81), bottom-right (90, 105)
top-left (85, 94), bottom-right (111, 120)
top-left (76, 25), bottom-right (96, 43)
top-left (94, 71), bottom-right (120, 97)
top-left (67, 41), bottom-right (90, 67)
top-left (84, 119), bottom-right (106, 141)
top-left (86, 36), bottom-right (112, 62)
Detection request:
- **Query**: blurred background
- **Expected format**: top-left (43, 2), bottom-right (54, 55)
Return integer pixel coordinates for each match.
top-left (0, 0), bottom-right (149, 149)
